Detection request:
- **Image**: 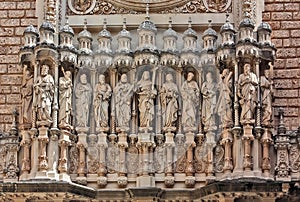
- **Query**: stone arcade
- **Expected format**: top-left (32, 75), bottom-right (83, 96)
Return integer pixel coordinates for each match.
top-left (0, 0), bottom-right (300, 201)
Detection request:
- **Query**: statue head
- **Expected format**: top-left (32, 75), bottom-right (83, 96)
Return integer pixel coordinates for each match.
top-left (221, 69), bottom-right (229, 77)
top-left (99, 74), bottom-right (105, 84)
top-left (41, 64), bottom-right (49, 76)
top-left (80, 74), bottom-right (87, 84)
top-left (243, 63), bottom-right (251, 75)
top-left (65, 71), bottom-right (72, 80)
top-left (120, 74), bottom-right (128, 83)
top-left (25, 70), bottom-right (32, 79)
top-left (166, 73), bottom-right (173, 82)
top-left (187, 72), bottom-right (194, 82)
top-left (142, 71), bottom-right (150, 80)
top-left (206, 72), bottom-right (213, 83)
top-left (264, 69), bottom-right (270, 79)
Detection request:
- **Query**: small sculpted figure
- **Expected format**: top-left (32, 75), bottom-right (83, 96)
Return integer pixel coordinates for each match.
top-left (238, 63), bottom-right (258, 124)
top-left (160, 73), bottom-right (179, 128)
top-left (59, 69), bottom-right (73, 126)
top-left (261, 69), bottom-right (273, 127)
top-left (75, 74), bottom-right (92, 127)
top-left (181, 72), bottom-right (200, 128)
top-left (33, 64), bottom-right (54, 122)
top-left (21, 67), bottom-right (33, 124)
top-left (93, 74), bottom-right (112, 128)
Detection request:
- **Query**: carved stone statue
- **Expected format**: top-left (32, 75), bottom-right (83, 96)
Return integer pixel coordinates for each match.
top-left (93, 74), bottom-right (112, 128)
top-left (261, 69), bottom-right (273, 127)
top-left (201, 72), bottom-right (217, 131)
top-left (113, 74), bottom-right (133, 129)
top-left (59, 70), bottom-right (73, 127)
top-left (181, 72), bottom-right (200, 128)
top-left (136, 71), bottom-right (157, 128)
top-left (21, 68), bottom-right (33, 125)
top-left (75, 74), bottom-right (92, 127)
top-left (33, 64), bottom-right (55, 122)
top-left (238, 63), bottom-right (258, 125)
top-left (160, 73), bottom-right (179, 128)
top-left (216, 69), bottom-right (233, 128)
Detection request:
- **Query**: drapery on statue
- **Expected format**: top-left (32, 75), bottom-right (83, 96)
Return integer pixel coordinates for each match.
top-left (201, 72), bottom-right (217, 131)
top-left (21, 66), bottom-right (33, 125)
top-left (160, 73), bottom-right (179, 128)
top-left (238, 63), bottom-right (258, 125)
top-left (58, 69), bottom-right (73, 127)
top-left (136, 71), bottom-right (157, 128)
top-left (93, 74), bottom-right (112, 128)
top-left (113, 74), bottom-right (134, 128)
top-left (181, 72), bottom-right (200, 128)
top-left (216, 69), bottom-right (233, 128)
top-left (75, 74), bottom-right (92, 127)
top-left (33, 64), bottom-right (54, 123)
top-left (261, 68), bottom-right (273, 127)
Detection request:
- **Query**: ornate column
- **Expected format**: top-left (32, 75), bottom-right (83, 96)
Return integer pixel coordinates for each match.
top-left (232, 60), bottom-right (243, 177)
top-left (58, 129), bottom-right (71, 181)
top-left (76, 127), bottom-right (88, 185)
top-left (164, 129), bottom-right (175, 188)
top-left (36, 121), bottom-right (50, 178)
top-left (261, 128), bottom-right (272, 178)
top-left (117, 130), bottom-right (128, 188)
top-left (97, 129), bottom-right (108, 188)
top-left (19, 130), bottom-right (31, 180)
top-left (221, 128), bottom-right (233, 175)
top-left (253, 59), bottom-right (262, 177)
top-left (185, 130), bottom-right (196, 188)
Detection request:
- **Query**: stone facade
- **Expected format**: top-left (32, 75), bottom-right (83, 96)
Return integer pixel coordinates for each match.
top-left (0, 0), bottom-right (299, 201)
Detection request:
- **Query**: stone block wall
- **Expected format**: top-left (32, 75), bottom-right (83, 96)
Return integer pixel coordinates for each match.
top-left (263, 0), bottom-right (300, 130)
top-left (0, 0), bottom-right (37, 132)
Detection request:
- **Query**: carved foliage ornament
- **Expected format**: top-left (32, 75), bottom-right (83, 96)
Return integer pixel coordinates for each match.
top-left (67, 0), bottom-right (232, 15)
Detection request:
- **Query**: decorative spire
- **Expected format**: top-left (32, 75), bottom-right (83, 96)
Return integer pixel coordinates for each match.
top-left (123, 17), bottom-right (127, 30)
top-left (103, 18), bottom-right (107, 30)
top-left (84, 18), bottom-right (87, 30)
top-left (225, 12), bottom-right (229, 23)
top-left (168, 17), bottom-right (172, 29)
top-left (145, 0), bottom-right (150, 20)
top-left (188, 17), bottom-right (192, 28)
top-left (208, 20), bottom-right (212, 28)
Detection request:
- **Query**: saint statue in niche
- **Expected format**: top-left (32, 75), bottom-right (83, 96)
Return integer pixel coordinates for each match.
top-left (136, 71), bottom-right (157, 128)
top-left (201, 72), bottom-right (217, 131)
top-left (216, 69), bottom-right (233, 128)
top-left (160, 73), bottom-right (179, 128)
top-left (261, 69), bottom-right (273, 127)
top-left (113, 74), bottom-right (134, 129)
top-left (75, 74), bottom-right (92, 127)
top-left (238, 63), bottom-right (258, 125)
top-left (93, 74), bottom-right (112, 128)
top-left (58, 69), bottom-right (73, 127)
top-left (181, 72), bottom-right (200, 129)
top-left (21, 66), bottom-right (33, 125)
top-left (33, 64), bottom-right (54, 123)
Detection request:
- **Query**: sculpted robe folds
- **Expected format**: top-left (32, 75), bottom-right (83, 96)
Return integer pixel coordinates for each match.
top-left (94, 76), bottom-right (112, 128)
top-left (238, 65), bottom-right (258, 125)
top-left (75, 74), bottom-right (92, 127)
top-left (113, 74), bottom-right (133, 128)
top-left (201, 73), bottom-right (217, 131)
top-left (59, 72), bottom-right (73, 126)
top-left (33, 65), bottom-right (55, 123)
top-left (261, 70), bottom-right (272, 127)
top-left (181, 73), bottom-right (200, 128)
top-left (21, 70), bottom-right (33, 125)
top-left (160, 75), bottom-right (179, 128)
top-left (136, 71), bottom-right (157, 128)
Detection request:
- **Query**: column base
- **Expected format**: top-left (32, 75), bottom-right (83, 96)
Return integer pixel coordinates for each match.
top-left (136, 175), bottom-right (155, 187)
top-left (59, 173), bottom-right (71, 182)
